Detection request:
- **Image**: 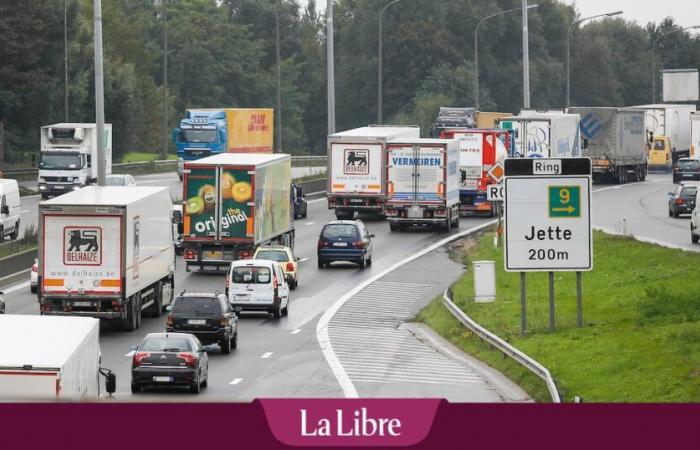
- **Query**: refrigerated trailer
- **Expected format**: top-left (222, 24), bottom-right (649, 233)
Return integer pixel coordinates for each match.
top-left (499, 113), bottom-right (581, 158)
top-left (632, 104), bottom-right (696, 162)
top-left (38, 186), bottom-right (176, 331)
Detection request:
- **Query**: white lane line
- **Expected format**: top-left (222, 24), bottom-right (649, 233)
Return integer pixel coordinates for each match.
top-left (305, 221), bottom-right (316, 226)
top-left (593, 182), bottom-right (643, 193)
top-left (261, 352), bottom-right (273, 359)
top-left (307, 197), bottom-right (327, 204)
top-left (21, 209), bottom-right (31, 214)
top-left (297, 257), bottom-right (310, 263)
top-left (316, 219), bottom-right (498, 398)
top-left (229, 378), bottom-right (243, 385)
top-left (1, 281), bottom-right (30, 295)
top-left (291, 329), bottom-right (302, 335)
top-left (124, 351), bottom-right (135, 357)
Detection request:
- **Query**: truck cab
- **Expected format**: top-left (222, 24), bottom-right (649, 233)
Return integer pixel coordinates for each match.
top-left (173, 110), bottom-right (228, 180)
top-left (648, 136), bottom-right (673, 172)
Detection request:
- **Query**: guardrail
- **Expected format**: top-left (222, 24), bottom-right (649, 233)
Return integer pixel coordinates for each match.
top-left (442, 289), bottom-right (561, 403)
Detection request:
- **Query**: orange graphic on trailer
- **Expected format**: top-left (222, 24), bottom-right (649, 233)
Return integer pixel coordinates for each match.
top-left (226, 109), bottom-right (274, 153)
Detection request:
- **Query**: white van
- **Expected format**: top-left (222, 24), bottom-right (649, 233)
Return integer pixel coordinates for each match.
top-left (226, 259), bottom-right (290, 319)
top-left (0, 179), bottom-right (21, 241)
top-left (692, 189), bottom-right (700, 244)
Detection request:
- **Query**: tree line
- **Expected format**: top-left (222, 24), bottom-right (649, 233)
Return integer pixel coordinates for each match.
top-left (0, 0), bottom-right (698, 163)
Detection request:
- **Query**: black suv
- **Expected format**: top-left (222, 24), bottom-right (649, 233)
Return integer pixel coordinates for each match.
top-left (166, 292), bottom-right (238, 354)
top-left (668, 183), bottom-right (698, 217)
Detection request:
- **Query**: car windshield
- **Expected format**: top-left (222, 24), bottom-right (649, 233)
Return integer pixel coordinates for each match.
top-left (39, 152), bottom-right (81, 170)
top-left (322, 224), bottom-right (360, 239)
top-left (105, 176), bottom-right (125, 186)
top-left (255, 250), bottom-right (289, 262)
top-left (680, 187), bottom-right (697, 197)
top-left (172, 296), bottom-right (221, 316)
top-left (231, 266), bottom-right (271, 284)
top-left (678, 160), bottom-right (700, 170)
top-left (653, 140), bottom-right (665, 150)
top-left (184, 129), bottom-right (218, 143)
top-left (140, 336), bottom-right (193, 352)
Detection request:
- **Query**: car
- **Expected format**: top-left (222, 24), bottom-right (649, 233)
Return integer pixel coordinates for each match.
top-left (226, 259), bottom-right (290, 319)
top-left (317, 220), bottom-right (374, 269)
top-left (692, 189), bottom-right (700, 244)
top-left (0, 291), bottom-right (5, 314)
top-left (292, 183), bottom-right (308, 219)
top-left (130, 332), bottom-right (208, 394)
top-left (668, 183), bottom-right (697, 218)
top-left (105, 174), bottom-right (136, 186)
top-left (672, 158), bottom-right (700, 184)
top-left (253, 245), bottom-right (299, 289)
top-left (166, 292), bottom-right (238, 354)
top-left (30, 259), bottom-right (38, 293)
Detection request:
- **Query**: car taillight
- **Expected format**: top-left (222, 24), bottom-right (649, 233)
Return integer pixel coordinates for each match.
top-left (184, 249), bottom-right (196, 260)
top-left (676, 198), bottom-right (686, 205)
top-left (352, 240), bottom-right (365, 249)
top-left (220, 317), bottom-right (228, 326)
top-left (166, 315), bottom-right (173, 327)
top-left (273, 275), bottom-right (279, 290)
top-left (318, 240), bottom-right (328, 249)
top-left (286, 262), bottom-right (294, 271)
top-left (133, 352), bottom-right (150, 366)
top-left (177, 352), bottom-right (196, 368)
top-left (32, 264), bottom-right (38, 273)
top-left (240, 250), bottom-right (252, 259)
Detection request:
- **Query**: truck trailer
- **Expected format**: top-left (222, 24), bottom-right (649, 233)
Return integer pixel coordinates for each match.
top-left (385, 138), bottom-right (460, 230)
top-left (327, 126), bottom-right (420, 220)
top-left (499, 113), bottom-right (581, 158)
top-left (38, 186), bottom-right (176, 331)
top-left (568, 107), bottom-right (648, 183)
top-left (631, 104), bottom-right (696, 167)
top-left (182, 153), bottom-right (294, 271)
top-left (38, 123), bottom-right (113, 199)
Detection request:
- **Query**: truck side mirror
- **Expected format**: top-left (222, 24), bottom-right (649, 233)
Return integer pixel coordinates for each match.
top-left (648, 131), bottom-right (654, 144)
top-left (105, 372), bottom-right (116, 395)
top-left (177, 223), bottom-right (183, 235)
top-left (1, 205), bottom-right (9, 215)
top-left (86, 154), bottom-right (92, 168)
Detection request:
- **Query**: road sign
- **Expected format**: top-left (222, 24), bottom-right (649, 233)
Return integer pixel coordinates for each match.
top-left (486, 184), bottom-right (504, 202)
top-left (487, 162), bottom-right (504, 183)
top-left (504, 158), bottom-right (592, 272)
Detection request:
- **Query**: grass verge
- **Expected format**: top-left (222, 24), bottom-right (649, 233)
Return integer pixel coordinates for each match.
top-left (418, 229), bottom-right (700, 402)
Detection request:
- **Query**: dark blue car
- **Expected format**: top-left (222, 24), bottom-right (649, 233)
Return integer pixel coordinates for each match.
top-left (317, 220), bottom-right (374, 269)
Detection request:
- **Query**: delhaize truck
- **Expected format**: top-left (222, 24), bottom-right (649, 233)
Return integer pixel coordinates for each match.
top-left (385, 138), bottom-right (460, 231)
top-left (630, 104), bottom-right (696, 170)
top-left (38, 123), bottom-right (112, 199)
top-left (173, 108), bottom-right (274, 180)
top-left (182, 153), bottom-right (294, 272)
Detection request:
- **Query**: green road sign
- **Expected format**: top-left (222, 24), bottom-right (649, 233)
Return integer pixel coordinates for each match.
top-left (548, 185), bottom-right (580, 218)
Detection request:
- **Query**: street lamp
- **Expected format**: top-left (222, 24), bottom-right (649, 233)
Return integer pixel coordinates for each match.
top-left (93, 0), bottom-right (106, 186)
top-left (162, 0), bottom-right (169, 160)
top-left (377, 0), bottom-right (402, 125)
top-left (651, 25), bottom-right (700, 103)
top-left (474, 4), bottom-right (537, 110)
top-left (326, 0), bottom-right (335, 134)
top-left (566, 10), bottom-right (623, 107)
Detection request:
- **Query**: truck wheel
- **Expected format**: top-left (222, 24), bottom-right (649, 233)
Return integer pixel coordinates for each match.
top-left (220, 335), bottom-right (231, 354)
top-left (389, 223), bottom-right (398, 231)
top-left (135, 295), bottom-right (142, 329)
top-left (122, 300), bottom-right (137, 332)
top-left (148, 282), bottom-right (163, 317)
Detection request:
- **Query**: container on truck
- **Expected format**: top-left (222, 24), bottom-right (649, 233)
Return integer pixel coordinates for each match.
top-left (385, 138), bottom-right (460, 230)
top-left (691, 112), bottom-right (700, 159)
top-left (173, 108), bottom-right (274, 180)
top-left (38, 186), bottom-right (176, 331)
top-left (568, 107), bottom-right (648, 183)
top-left (327, 126), bottom-right (420, 220)
top-left (475, 112), bottom-right (513, 129)
top-left (499, 113), bottom-right (581, 158)
top-left (38, 123), bottom-right (112, 199)
top-left (0, 315), bottom-right (115, 400)
top-left (431, 107), bottom-right (476, 138)
top-left (182, 153), bottom-right (294, 272)
top-left (630, 104), bottom-right (696, 166)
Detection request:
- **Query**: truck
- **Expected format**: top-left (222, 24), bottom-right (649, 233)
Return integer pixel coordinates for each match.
top-left (431, 107), bottom-right (476, 138)
top-left (182, 153), bottom-right (294, 271)
top-left (630, 104), bottom-right (696, 167)
top-left (38, 123), bottom-right (113, 199)
top-left (499, 113), bottom-right (581, 158)
top-left (568, 107), bottom-right (648, 183)
top-left (0, 315), bottom-right (115, 400)
top-left (475, 112), bottom-right (513, 129)
top-left (173, 108), bottom-right (274, 180)
top-left (385, 138), bottom-right (460, 230)
top-left (327, 126), bottom-right (420, 220)
top-left (38, 186), bottom-right (176, 331)
top-left (691, 112), bottom-right (700, 159)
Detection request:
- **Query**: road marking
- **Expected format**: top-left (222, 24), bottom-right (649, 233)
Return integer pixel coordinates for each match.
top-left (1, 281), bottom-right (30, 295)
top-left (229, 378), bottom-right (243, 385)
top-left (124, 351), bottom-right (135, 357)
top-left (297, 257), bottom-right (310, 263)
top-left (291, 328), bottom-right (302, 334)
top-left (307, 197), bottom-right (327, 204)
top-left (20, 209), bottom-right (31, 214)
top-left (593, 182), bottom-right (643, 193)
top-left (305, 221), bottom-right (316, 226)
top-left (261, 352), bottom-right (273, 359)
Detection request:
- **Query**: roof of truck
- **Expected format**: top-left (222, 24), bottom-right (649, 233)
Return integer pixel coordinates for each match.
top-left (40, 123), bottom-right (111, 129)
top-left (186, 153), bottom-right (289, 166)
top-left (387, 138), bottom-right (457, 145)
top-left (41, 186), bottom-right (170, 206)
top-left (630, 104), bottom-right (697, 110)
top-left (329, 126), bottom-right (419, 139)
top-left (0, 315), bottom-right (99, 369)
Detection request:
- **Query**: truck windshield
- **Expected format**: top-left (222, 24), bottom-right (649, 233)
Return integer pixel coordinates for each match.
top-left (183, 129), bottom-right (218, 143)
top-left (39, 153), bottom-right (82, 170)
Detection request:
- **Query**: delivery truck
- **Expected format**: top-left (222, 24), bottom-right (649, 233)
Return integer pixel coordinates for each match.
top-left (631, 104), bottom-right (696, 165)
top-left (499, 113), bottom-right (581, 158)
top-left (182, 153), bottom-right (294, 271)
top-left (691, 112), bottom-right (700, 158)
top-left (568, 107), bottom-right (648, 183)
top-left (38, 186), bottom-right (176, 331)
top-left (385, 138), bottom-right (460, 231)
top-left (38, 123), bottom-right (113, 199)
top-left (173, 108), bottom-right (274, 179)
top-left (0, 315), bottom-right (115, 400)
top-left (327, 126), bottom-right (420, 220)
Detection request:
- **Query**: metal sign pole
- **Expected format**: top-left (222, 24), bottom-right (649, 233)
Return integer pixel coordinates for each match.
top-left (548, 271), bottom-right (555, 331)
top-left (576, 271), bottom-right (583, 327)
top-left (520, 272), bottom-right (527, 334)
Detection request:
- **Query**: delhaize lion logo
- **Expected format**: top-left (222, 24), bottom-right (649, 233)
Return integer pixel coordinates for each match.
top-left (64, 227), bottom-right (102, 266)
top-left (344, 149), bottom-right (369, 175)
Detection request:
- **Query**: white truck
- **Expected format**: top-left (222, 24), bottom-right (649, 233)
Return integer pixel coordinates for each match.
top-left (631, 104), bottom-right (696, 161)
top-left (38, 123), bottom-right (113, 199)
top-left (691, 112), bottom-right (700, 159)
top-left (0, 315), bottom-right (114, 400)
top-left (327, 126), bottom-right (420, 220)
top-left (38, 186), bottom-right (175, 331)
top-left (500, 113), bottom-right (581, 159)
top-left (385, 138), bottom-right (460, 231)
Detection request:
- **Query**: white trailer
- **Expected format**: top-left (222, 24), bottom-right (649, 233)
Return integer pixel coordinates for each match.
top-left (38, 186), bottom-right (175, 331)
top-left (631, 104), bottom-right (696, 159)
top-left (691, 112), bottom-right (700, 159)
top-left (38, 123), bottom-right (113, 199)
top-left (0, 315), bottom-right (101, 400)
top-left (327, 126), bottom-right (420, 219)
top-left (499, 113), bottom-right (581, 158)
top-left (385, 138), bottom-right (460, 231)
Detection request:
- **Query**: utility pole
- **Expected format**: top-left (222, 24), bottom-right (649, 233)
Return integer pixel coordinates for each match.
top-left (93, 0), bottom-right (106, 186)
top-left (64, 0), bottom-right (69, 122)
top-left (161, 0), bottom-right (169, 160)
top-left (276, 0), bottom-right (283, 152)
top-left (326, 0), bottom-right (336, 134)
top-left (522, 0), bottom-right (530, 109)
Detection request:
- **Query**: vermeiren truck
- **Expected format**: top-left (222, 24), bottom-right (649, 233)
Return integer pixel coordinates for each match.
top-left (499, 113), bottom-right (581, 158)
top-left (385, 138), bottom-right (460, 230)
top-left (38, 186), bottom-right (176, 331)
top-left (173, 108), bottom-right (274, 180)
top-left (0, 315), bottom-right (112, 400)
top-left (38, 123), bottom-right (113, 199)
top-left (327, 126), bottom-right (419, 220)
top-left (568, 107), bottom-right (648, 183)
top-left (691, 112), bottom-right (700, 158)
top-left (182, 153), bottom-right (293, 271)
top-left (631, 104), bottom-right (696, 165)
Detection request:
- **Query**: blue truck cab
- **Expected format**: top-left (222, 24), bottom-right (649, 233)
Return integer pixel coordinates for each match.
top-left (173, 110), bottom-right (228, 180)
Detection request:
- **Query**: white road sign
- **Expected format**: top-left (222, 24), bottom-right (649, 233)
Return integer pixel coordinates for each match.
top-left (486, 184), bottom-right (504, 202)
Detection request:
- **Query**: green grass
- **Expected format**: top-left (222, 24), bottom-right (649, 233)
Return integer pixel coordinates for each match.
top-left (119, 152), bottom-right (177, 163)
top-left (417, 230), bottom-right (700, 402)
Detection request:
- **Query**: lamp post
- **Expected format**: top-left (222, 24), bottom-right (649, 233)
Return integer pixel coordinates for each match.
top-left (161, 0), bottom-right (169, 160)
top-left (474, 4), bottom-right (537, 110)
top-left (651, 25), bottom-right (700, 103)
top-left (93, 0), bottom-right (106, 186)
top-left (64, 0), bottom-right (69, 121)
top-left (522, 0), bottom-right (530, 108)
top-left (566, 10), bottom-right (623, 108)
top-left (377, 0), bottom-right (401, 125)
top-left (326, 0), bottom-right (335, 134)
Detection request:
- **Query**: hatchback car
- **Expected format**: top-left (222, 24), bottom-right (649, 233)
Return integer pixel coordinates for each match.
top-left (105, 174), bottom-right (136, 186)
top-left (253, 246), bottom-right (299, 289)
top-left (317, 220), bottom-right (374, 269)
top-left (130, 332), bottom-right (208, 394)
top-left (227, 259), bottom-right (290, 319)
top-left (668, 183), bottom-right (697, 217)
top-left (673, 158), bottom-right (700, 183)
top-left (30, 259), bottom-right (38, 293)
top-left (166, 292), bottom-right (238, 354)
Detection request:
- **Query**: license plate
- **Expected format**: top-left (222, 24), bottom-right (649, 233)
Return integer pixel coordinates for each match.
top-left (73, 301), bottom-right (91, 307)
top-left (153, 376), bottom-right (172, 382)
top-left (349, 199), bottom-right (364, 203)
top-left (463, 179), bottom-right (479, 190)
top-left (408, 206), bottom-right (423, 218)
top-left (188, 319), bottom-right (206, 325)
top-left (55, 185), bottom-right (65, 190)
top-left (203, 251), bottom-right (222, 260)
top-left (333, 242), bottom-right (348, 247)
top-left (683, 174), bottom-right (694, 178)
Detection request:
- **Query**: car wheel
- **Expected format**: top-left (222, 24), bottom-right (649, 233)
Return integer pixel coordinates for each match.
top-left (201, 377), bottom-right (208, 388)
top-left (673, 210), bottom-right (680, 218)
top-left (669, 208), bottom-right (673, 217)
top-left (30, 285), bottom-right (37, 294)
top-left (231, 332), bottom-right (238, 349)
top-left (359, 258), bottom-right (366, 270)
top-left (273, 305), bottom-right (282, 319)
top-left (317, 260), bottom-right (324, 269)
top-left (282, 300), bottom-right (289, 317)
top-left (190, 376), bottom-right (201, 394)
top-left (389, 223), bottom-right (398, 231)
top-left (220, 335), bottom-right (231, 354)
top-left (366, 256), bottom-right (372, 267)
top-left (131, 382), bottom-right (141, 394)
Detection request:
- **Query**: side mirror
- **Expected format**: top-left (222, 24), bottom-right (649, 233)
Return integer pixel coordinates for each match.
top-left (0, 291), bottom-right (4, 295)
top-left (295, 257), bottom-right (301, 261)
top-left (1, 205), bottom-right (8, 215)
top-left (105, 372), bottom-right (116, 395)
top-left (166, 304), bottom-right (173, 312)
top-left (582, 138), bottom-right (589, 150)
top-left (369, 233), bottom-right (375, 238)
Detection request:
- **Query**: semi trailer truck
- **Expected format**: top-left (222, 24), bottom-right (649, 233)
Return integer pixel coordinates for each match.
top-left (631, 104), bottom-right (696, 166)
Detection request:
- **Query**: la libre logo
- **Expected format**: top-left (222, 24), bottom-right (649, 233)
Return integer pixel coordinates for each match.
top-left (300, 407), bottom-right (402, 437)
